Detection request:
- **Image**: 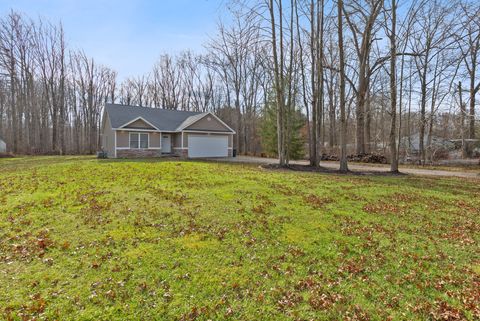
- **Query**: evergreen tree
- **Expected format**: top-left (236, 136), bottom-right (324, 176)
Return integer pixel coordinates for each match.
top-left (261, 95), bottom-right (305, 160)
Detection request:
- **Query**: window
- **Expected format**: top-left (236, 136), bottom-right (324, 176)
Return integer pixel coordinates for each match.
top-left (140, 133), bottom-right (148, 148)
top-left (129, 133), bottom-right (149, 149)
top-left (130, 133), bottom-right (139, 148)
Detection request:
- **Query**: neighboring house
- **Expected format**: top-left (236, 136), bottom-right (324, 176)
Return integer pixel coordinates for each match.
top-left (101, 104), bottom-right (235, 158)
top-left (400, 133), bottom-right (455, 153)
top-left (0, 137), bottom-right (6, 153)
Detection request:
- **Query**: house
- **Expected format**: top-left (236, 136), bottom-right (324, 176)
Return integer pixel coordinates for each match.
top-left (101, 104), bottom-right (235, 158)
top-left (0, 137), bottom-right (6, 153)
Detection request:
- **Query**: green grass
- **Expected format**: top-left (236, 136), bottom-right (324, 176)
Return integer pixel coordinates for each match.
top-left (1, 156), bottom-right (479, 320)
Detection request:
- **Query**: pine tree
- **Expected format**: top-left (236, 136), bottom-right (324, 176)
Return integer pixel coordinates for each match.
top-left (261, 94), bottom-right (305, 160)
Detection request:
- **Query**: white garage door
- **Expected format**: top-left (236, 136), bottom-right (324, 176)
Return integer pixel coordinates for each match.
top-left (188, 135), bottom-right (228, 158)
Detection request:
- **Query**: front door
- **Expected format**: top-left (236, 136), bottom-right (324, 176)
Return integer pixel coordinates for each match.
top-left (162, 134), bottom-right (171, 153)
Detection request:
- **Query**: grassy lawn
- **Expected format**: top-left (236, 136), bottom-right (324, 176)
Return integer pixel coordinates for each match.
top-left (1, 156), bottom-right (479, 320)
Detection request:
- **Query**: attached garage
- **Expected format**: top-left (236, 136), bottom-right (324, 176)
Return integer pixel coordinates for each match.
top-left (188, 134), bottom-right (229, 158)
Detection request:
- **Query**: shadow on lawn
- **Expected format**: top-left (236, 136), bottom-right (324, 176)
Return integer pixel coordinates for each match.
top-left (261, 163), bottom-right (408, 177)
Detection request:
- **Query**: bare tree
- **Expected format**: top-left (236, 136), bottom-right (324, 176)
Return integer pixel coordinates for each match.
top-left (387, 0), bottom-right (399, 172)
top-left (458, 2), bottom-right (480, 141)
top-left (343, 0), bottom-right (384, 155)
top-left (338, 0), bottom-right (348, 172)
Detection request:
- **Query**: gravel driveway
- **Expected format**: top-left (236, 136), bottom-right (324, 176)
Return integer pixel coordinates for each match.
top-left (210, 156), bottom-right (480, 179)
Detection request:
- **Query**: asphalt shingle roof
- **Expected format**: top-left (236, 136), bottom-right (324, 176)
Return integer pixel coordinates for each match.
top-left (105, 104), bottom-right (204, 131)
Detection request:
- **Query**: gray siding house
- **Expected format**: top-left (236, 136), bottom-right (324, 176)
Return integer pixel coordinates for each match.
top-left (101, 104), bottom-right (235, 158)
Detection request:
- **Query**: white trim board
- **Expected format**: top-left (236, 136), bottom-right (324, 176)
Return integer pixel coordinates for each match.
top-left (113, 128), bottom-right (160, 132)
top-left (116, 147), bottom-right (161, 150)
top-left (182, 130), bottom-right (234, 134)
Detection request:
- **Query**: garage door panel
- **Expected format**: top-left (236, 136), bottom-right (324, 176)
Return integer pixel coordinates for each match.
top-left (188, 135), bottom-right (228, 158)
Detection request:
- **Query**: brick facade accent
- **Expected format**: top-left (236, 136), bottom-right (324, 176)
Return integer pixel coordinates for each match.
top-left (115, 146), bottom-right (232, 159)
top-left (173, 148), bottom-right (188, 158)
top-left (170, 148), bottom-right (232, 158)
top-left (116, 149), bottom-right (162, 158)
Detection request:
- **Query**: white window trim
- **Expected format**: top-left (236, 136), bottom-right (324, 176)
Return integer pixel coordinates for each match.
top-left (129, 132), bottom-right (149, 149)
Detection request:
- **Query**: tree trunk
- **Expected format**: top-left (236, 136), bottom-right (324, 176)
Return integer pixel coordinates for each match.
top-left (309, 0), bottom-right (318, 166)
top-left (338, 0), bottom-right (348, 172)
top-left (468, 67), bottom-right (476, 140)
top-left (458, 81), bottom-right (468, 158)
top-left (389, 0), bottom-right (399, 173)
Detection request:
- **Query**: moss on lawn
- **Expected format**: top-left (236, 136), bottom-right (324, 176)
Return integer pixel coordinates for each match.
top-left (0, 156), bottom-right (479, 320)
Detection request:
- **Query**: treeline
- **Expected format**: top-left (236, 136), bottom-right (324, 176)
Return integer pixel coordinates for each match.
top-left (0, 1), bottom-right (479, 171)
top-left (254, 0), bottom-right (480, 170)
top-left (0, 12), bottom-right (116, 154)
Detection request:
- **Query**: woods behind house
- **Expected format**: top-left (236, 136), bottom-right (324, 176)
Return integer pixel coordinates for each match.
top-left (0, 0), bottom-right (479, 170)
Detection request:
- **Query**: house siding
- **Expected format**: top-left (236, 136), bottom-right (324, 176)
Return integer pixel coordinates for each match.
top-left (185, 115), bottom-right (231, 131)
top-left (172, 133), bottom-right (182, 148)
top-left (124, 119), bottom-right (155, 129)
top-left (116, 131), bottom-right (129, 148)
top-left (150, 132), bottom-right (161, 148)
top-left (116, 131), bottom-right (161, 149)
top-left (101, 114), bottom-right (115, 158)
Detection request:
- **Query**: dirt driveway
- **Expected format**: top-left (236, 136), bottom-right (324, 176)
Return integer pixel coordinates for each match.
top-left (212, 156), bottom-right (480, 179)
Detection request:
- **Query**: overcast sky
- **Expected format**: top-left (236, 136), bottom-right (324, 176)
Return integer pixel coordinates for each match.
top-left (0, 0), bottom-right (227, 80)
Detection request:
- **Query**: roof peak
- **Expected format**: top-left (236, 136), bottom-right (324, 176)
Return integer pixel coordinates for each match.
top-left (104, 103), bottom-right (212, 132)
top-left (105, 103), bottom-right (203, 114)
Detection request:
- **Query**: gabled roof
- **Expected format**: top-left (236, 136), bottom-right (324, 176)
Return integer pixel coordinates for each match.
top-left (176, 113), bottom-right (209, 131)
top-left (105, 104), bottom-right (202, 132)
top-left (177, 112), bottom-right (236, 133)
top-left (105, 104), bottom-right (235, 133)
top-left (118, 116), bottom-right (160, 130)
